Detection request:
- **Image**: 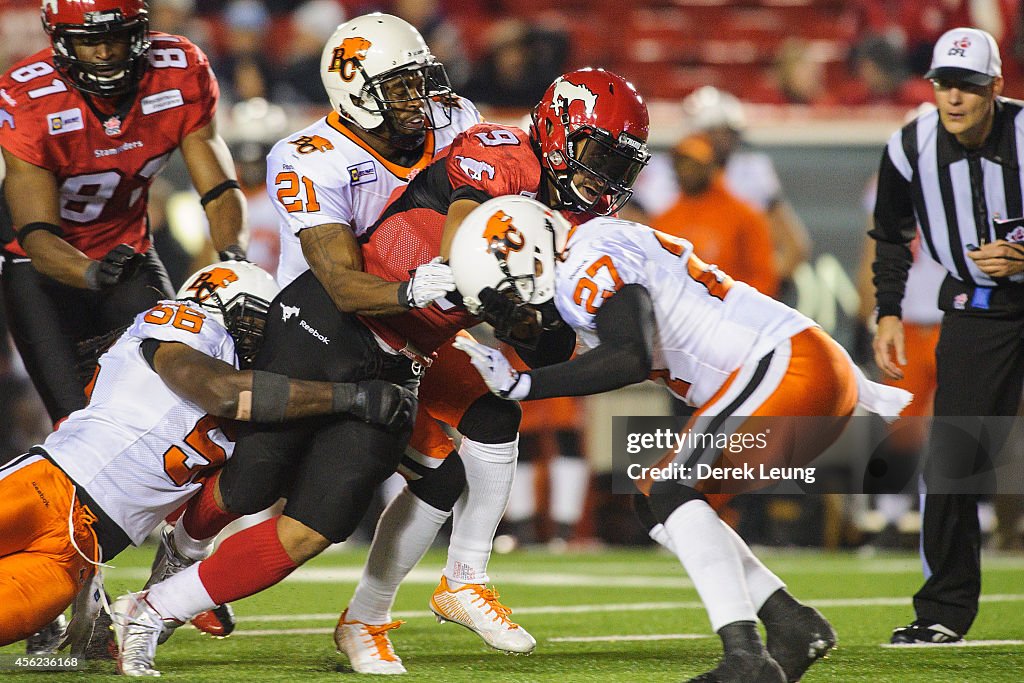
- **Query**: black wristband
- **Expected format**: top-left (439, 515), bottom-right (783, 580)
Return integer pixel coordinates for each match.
top-left (250, 370), bottom-right (291, 422)
top-left (397, 281), bottom-right (412, 309)
top-left (16, 221), bottom-right (63, 249)
top-left (218, 244), bottom-right (247, 261)
top-left (332, 383), bottom-right (357, 414)
top-left (200, 179), bottom-right (241, 208)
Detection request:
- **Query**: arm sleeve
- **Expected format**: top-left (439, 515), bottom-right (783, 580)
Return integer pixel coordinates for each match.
top-left (506, 322), bottom-right (577, 369)
top-left (526, 284), bottom-right (655, 400)
top-left (869, 149), bottom-right (916, 318)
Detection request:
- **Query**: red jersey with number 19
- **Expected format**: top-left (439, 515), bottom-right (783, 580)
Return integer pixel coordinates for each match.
top-left (360, 123), bottom-right (541, 356)
top-left (0, 32), bottom-right (218, 259)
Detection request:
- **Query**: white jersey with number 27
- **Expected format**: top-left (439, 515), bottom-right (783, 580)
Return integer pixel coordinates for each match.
top-left (42, 301), bottom-right (236, 546)
top-left (555, 218), bottom-right (814, 407)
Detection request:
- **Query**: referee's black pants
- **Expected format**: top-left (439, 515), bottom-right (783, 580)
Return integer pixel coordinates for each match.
top-left (917, 307), bottom-right (1024, 635)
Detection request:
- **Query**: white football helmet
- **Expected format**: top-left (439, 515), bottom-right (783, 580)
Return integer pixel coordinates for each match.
top-left (682, 86), bottom-right (747, 132)
top-left (449, 196), bottom-right (568, 315)
top-left (175, 261), bottom-right (280, 367)
top-left (320, 13), bottom-right (452, 132)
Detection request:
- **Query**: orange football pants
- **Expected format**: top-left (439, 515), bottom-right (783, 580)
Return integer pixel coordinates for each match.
top-left (641, 327), bottom-right (859, 507)
top-left (0, 455), bottom-right (98, 645)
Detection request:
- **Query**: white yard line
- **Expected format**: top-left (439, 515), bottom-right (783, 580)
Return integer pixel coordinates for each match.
top-left (549, 634), bottom-right (711, 642)
top-left (228, 594), bottom-right (1024, 632)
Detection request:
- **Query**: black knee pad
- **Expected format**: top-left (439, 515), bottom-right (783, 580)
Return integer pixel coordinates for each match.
top-left (407, 451), bottom-right (466, 512)
top-left (457, 393), bottom-right (522, 444)
top-left (648, 480), bottom-right (707, 523)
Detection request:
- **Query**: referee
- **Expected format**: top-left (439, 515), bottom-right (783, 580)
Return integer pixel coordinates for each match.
top-left (871, 27), bottom-right (1024, 645)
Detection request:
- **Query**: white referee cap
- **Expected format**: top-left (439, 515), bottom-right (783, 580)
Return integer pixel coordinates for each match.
top-left (925, 27), bottom-right (1001, 86)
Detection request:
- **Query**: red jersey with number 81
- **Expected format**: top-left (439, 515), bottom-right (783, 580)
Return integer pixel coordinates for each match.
top-left (0, 33), bottom-right (217, 259)
top-left (360, 123), bottom-right (541, 356)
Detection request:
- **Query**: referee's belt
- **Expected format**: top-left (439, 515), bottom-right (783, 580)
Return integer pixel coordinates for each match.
top-left (939, 275), bottom-right (1024, 313)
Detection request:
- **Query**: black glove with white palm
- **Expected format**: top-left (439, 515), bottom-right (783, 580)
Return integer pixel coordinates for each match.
top-left (398, 256), bottom-right (456, 309)
top-left (452, 336), bottom-right (531, 400)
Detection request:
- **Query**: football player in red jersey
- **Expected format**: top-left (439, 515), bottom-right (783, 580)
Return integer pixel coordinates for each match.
top-left (331, 68), bottom-right (652, 670)
top-left (0, 0), bottom-right (248, 653)
top-left (0, 0), bottom-right (248, 426)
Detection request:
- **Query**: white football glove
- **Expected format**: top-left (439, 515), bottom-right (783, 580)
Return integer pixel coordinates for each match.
top-left (452, 336), bottom-right (531, 400)
top-left (403, 256), bottom-right (456, 308)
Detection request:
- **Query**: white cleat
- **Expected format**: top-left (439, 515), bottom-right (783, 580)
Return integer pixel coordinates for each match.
top-left (111, 592), bottom-right (181, 677)
top-left (429, 576), bottom-right (536, 654)
top-left (334, 609), bottom-right (407, 675)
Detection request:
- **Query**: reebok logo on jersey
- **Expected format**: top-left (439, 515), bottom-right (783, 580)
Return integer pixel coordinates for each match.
top-left (281, 304), bottom-right (300, 322)
top-left (347, 160), bottom-right (377, 186)
top-left (141, 89), bottom-right (184, 115)
top-left (551, 79), bottom-right (597, 118)
top-left (456, 155), bottom-right (495, 181)
top-left (300, 319), bottom-right (330, 345)
top-left (48, 108), bottom-right (84, 135)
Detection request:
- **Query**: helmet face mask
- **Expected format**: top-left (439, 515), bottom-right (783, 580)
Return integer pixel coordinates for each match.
top-left (321, 13), bottom-right (453, 142)
top-left (530, 68), bottom-right (650, 216)
top-left (175, 262), bottom-right (280, 369)
top-left (42, 0), bottom-right (151, 97)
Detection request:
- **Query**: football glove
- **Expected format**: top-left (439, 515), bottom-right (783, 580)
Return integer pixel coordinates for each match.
top-left (399, 256), bottom-right (456, 308)
top-left (85, 244), bottom-right (143, 290)
top-left (217, 244), bottom-right (248, 262)
top-left (334, 380), bottom-right (417, 432)
top-left (451, 336), bottom-right (530, 400)
top-left (478, 286), bottom-right (544, 345)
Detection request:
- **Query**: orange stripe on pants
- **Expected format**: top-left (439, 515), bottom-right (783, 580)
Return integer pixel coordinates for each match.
top-left (0, 458), bottom-right (97, 645)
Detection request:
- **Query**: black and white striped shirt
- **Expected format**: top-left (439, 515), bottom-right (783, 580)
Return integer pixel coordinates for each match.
top-left (872, 98), bottom-right (1024, 318)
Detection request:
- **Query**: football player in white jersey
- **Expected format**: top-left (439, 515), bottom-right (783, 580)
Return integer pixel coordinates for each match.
top-left (0, 261), bottom-right (414, 661)
top-left (449, 197), bottom-right (914, 683)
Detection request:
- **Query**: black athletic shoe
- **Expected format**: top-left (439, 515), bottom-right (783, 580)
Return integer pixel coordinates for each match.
top-left (25, 615), bottom-right (67, 655)
top-left (764, 604), bottom-right (836, 681)
top-left (84, 604), bottom-right (117, 660)
top-left (890, 620), bottom-right (962, 645)
top-left (687, 649), bottom-right (787, 683)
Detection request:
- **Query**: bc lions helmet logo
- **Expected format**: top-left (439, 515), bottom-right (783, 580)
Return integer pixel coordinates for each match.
top-left (550, 79), bottom-right (598, 118)
top-left (184, 267), bottom-right (238, 302)
top-left (483, 210), bottom-right (525, 257)
top-left (329, 37), bottom-right (372, 82)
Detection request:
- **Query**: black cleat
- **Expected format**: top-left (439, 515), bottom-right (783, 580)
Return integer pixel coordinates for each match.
top-left (25, 615), bottom-right (67, 655)
top-left (890, 620), bottom-right (961, 645)
top-left (687, 648), bottom-right (787, 683)
top-left (764, 604), bottom-right (836, 681)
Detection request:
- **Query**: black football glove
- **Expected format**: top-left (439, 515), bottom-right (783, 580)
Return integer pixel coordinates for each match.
top-left (334, 380), bottom-right (417, 432)
top-left (84, 244), bottom-right (144, 290)
top-left (478, 286), bottom-right (543, 345)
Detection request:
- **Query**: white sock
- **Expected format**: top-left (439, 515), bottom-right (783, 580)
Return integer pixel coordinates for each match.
top-left (549, 455), bottom-right (589, 525)
top-left (664, 499), bottom-right (756, 632)
top-left (504, 460), bottom-right (536, 522)
top-left (171, 521), bottom-right (214, 562)
top-left (145, 564), bottom-right (215, 622)
top-left (379, 472), bottom-right (406, 507)
top-left (347, 487), bottom-right (450, 624)
top-left (719, 519), bottom-right (785, 612)
top-left (445, 436), bottom-right (517, 586)
top-left (649, 522), bottom-right (676, 552)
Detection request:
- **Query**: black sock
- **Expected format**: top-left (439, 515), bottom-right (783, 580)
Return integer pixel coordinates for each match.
top-left (757, 588), bottom-right (802, 626)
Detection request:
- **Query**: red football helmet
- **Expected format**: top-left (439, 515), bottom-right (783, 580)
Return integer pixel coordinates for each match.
top-left (529, 68), bottom-right (650, 216)
top-left (41, 0), bottom-right (151, 97)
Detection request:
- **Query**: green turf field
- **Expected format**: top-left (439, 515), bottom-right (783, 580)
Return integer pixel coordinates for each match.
top-left (3, 545), bottom-right (1022, 681)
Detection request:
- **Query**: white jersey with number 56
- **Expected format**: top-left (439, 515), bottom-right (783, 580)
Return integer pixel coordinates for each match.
top-left (42, 301), bottom-right (236, 546)
top-left (269, 98), bottom-right (482, 287)
top-left (555, 218), bottom-right (814, 406)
